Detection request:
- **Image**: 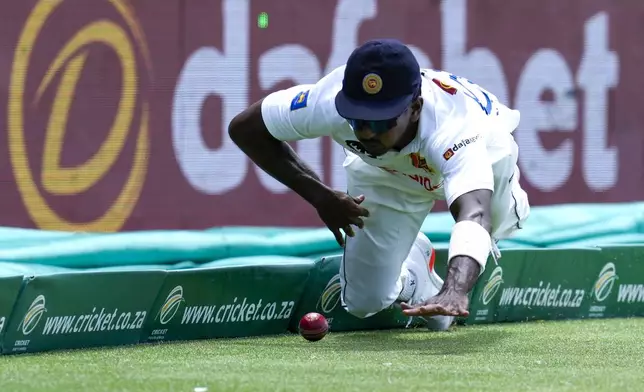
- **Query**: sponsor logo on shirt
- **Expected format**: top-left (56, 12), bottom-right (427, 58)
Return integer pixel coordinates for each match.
top-left (380, 167), bottom-right (442, 192)
top-left (409, 152), bottom-right (435, 174)
top-left (442, 134), bottom-right (481, 161)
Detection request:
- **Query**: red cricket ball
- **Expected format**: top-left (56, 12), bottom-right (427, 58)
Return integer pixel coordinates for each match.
top-left (298, 312), bottom-right (329, 341)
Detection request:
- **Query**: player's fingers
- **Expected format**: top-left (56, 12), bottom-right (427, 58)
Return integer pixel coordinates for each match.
top-left (344, 197), bottom-right (369, 217)
top-left (438, 302), bottom-right (468, 317)
top-left (332, 229), bottom-right (345, 248)
top-left (401, 307), bottom-right (422, 316)
top-left (402, 304), bottom-right (446, 316)
top-left (454, 304), bottom-right (470, 317)
top-left (436, 305), bottom-right (462, 317)
top-left (356, 206), bottom-right (370, 217)
top-left (349, 217), bottom-right (364, 228)
top-left (344, 226), bottom-right (355, 238)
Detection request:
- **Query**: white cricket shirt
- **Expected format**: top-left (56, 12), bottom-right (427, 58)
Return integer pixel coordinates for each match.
top-left (260, 65), bottom-right (520, 208)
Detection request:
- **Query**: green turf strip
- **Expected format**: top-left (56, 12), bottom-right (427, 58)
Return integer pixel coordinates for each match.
top-left (0, 317), bottom-right (642, 391)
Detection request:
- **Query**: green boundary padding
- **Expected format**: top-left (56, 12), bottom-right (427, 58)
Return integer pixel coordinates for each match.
top-left (1, 246), bottom-right (643, 355)
top-left (2, 202), bottom-right (644, 355)
top-left (0, 202), bottom-right (643, 271)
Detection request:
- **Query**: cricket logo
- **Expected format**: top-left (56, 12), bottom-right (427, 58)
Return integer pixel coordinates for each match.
top-left (317, 274), bottom-right (342, 314)
top-left (156, 286), bottom-right (185, 325)
top-left (480, 266), bottom-right (504, 305)
top-left (18, 295), bottom-right (47, 336)
top-left (593, 263), bottom-right (618, 302)
top-left (362, 73), bottom-right (383, 94)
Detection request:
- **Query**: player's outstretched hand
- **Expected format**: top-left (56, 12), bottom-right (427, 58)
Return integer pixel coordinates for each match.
top-left (400, 291), bottom-right (470, 318)
top-left (314, 191), bottom-right (370, 247)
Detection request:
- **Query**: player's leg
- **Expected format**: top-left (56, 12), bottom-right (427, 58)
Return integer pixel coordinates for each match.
top-left (338, 174), bottom-right (453, 330)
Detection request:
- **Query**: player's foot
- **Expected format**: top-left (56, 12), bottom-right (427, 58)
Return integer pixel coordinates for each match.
top-left (404, 232), bottom-right (454, 331)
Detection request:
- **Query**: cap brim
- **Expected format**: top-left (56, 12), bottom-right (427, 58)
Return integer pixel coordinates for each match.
top-left (334, 90), bottom-right (413, 121)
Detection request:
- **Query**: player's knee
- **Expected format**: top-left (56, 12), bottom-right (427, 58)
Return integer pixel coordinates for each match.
top-left (343, 303), bottom-right (381, 319)
top-left (343, 292), bottom-right (391, 319)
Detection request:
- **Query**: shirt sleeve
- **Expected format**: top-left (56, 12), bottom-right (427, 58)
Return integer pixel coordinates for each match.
top-left (430, 129), bottom-right (494, 207)
top-left (260, 83), bottom-right (332, 142)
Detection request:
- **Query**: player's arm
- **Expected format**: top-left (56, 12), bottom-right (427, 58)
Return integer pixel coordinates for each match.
top-left (402, 131), bottom-right (493, 317)
top-left (228, 88), bottom-right (334, 207)
top-left (437, 134), bottom-right (494, 295)
top-left (442, 188), bottom-right (492, 295)
top-left (229, 83), bottom-right (370, 246)
top-left (438, 133), bottom-right (494, 298)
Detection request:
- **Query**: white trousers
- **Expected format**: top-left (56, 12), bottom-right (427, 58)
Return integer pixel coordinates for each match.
top-left (339, 132), bottom-right (530, 318)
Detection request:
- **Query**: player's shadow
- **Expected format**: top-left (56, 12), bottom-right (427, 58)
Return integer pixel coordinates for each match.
top-left (321, 325), bottom-right (508, 356)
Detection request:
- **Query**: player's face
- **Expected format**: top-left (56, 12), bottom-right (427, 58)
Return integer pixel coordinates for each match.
top-left (351, 98), bottom-right (423, 157)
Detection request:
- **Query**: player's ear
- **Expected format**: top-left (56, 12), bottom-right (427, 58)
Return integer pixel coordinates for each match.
top-left (410, 97), bottom-right (423, 122)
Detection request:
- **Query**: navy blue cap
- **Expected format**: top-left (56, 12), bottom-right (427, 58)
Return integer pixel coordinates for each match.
top-left (335, 38), bottom-right (421, 121)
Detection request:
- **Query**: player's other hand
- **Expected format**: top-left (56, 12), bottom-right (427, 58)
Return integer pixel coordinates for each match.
top-left (314, 191), bottom-right (370, 247)
top-left (400, 291), bottom-right (470, 318)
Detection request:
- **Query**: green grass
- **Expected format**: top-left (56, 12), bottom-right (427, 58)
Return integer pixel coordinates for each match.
top-left (1, 318), bottom-right (643, 391)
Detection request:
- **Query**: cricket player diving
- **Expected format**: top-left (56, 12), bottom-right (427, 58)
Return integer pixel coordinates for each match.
top-left (229, 39), bottom-right (530, 331)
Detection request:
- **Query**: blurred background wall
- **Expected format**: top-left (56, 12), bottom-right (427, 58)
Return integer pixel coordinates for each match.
top-left (0, 0), bottom-right (638, 231)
